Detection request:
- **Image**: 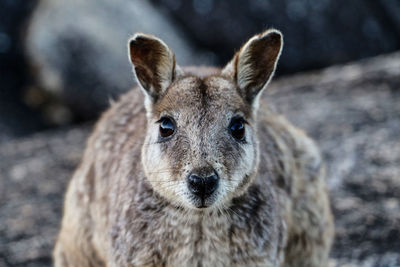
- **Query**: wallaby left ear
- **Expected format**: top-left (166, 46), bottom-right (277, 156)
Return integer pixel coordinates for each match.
top-left (222, 29), bottom-right (283, 105)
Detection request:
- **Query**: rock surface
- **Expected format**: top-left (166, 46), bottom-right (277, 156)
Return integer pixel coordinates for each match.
top-left (267, 52), bottom-right (400, 266)
top-left (0, 0), bottom-right (47, 143)
top-left (150, 0), bottom-right (400, 74)
top-left (26, 0), bottom-right (212, 122)
top-left (1, 52), bottom-right (399, 266)
top-left (0, 126), bottom-right (91, 267)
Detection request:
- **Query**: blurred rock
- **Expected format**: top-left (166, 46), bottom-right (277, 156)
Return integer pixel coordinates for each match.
top-left (150, 0), bottom-right (400, 74)
top-left (1, 52), bottom-right (400, 266)
top-left (0, 0), bottom-right (48, 142)
top-left (0, 125), bottom-right (91, 266)
top-left (26, 0), bottom-right (211, 122)
top-left (267, 51), bottom-right (400, 266)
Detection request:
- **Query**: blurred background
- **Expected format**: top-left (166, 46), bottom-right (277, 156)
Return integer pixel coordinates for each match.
top-left (0, 0), bottom-right (399, 266)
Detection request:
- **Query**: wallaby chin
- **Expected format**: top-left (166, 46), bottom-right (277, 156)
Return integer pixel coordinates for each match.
top-left (54, 29), bottom-right (334, 267)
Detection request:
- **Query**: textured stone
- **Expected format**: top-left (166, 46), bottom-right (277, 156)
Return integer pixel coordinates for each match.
top-left (0, 0), bottom-right (46, 142)
top-left (267, 52), bottom-right (400, 266)
top-left (26, 0), bottom-right (211, 122)
top-left (150, 0), bottom-right (400, 74)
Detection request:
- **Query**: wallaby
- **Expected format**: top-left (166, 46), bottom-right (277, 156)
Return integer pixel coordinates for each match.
top-left (54, 29), bottom-right (334, 267)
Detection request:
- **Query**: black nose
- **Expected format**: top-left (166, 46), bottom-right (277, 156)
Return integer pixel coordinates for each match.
top-left (187, 173), bottom-right (219, 198)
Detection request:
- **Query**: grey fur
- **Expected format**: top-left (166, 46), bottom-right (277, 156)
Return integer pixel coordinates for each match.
top-left (54, 30), bottom-right (334, 267)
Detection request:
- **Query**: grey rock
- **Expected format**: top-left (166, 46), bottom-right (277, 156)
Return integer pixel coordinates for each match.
top-left (0, 0), bottom-right (48, 142)
top-left (26, 0), bottom-right (211, 121)
top-left (0, 125), bottom-right (91, 266)
top-left (1, 52), bottom-right (400, 266)
top-left (150, 0), bottom-right (400, 74)
top-left (267, 52), bottom-right (400, 266)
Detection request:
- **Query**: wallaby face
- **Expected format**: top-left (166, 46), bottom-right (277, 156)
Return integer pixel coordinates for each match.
top-left (128, 30), bottom-right (282, 209)
top-left (139, 76), bottom-right (257, 209)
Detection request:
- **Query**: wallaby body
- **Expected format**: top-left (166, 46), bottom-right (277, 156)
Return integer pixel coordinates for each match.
top-left (54, 30), bottom-right (334, 267)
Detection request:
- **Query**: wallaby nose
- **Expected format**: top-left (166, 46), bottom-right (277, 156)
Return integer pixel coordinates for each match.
top-left (187, 173), bottom-right (219, 198)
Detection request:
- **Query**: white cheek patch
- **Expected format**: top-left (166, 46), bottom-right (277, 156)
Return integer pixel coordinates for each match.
top-left (142, 129), bottom-right (174, 198)
top-left (233, 144), bottom-right (255, 185)
top-left (141, 127), bottom-right (191, 208)
top-left (216, 128), bottom-right (257, 206)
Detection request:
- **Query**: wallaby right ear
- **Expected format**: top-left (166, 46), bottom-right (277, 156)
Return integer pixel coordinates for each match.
top-left (128, 34), bottom-right (182, 102)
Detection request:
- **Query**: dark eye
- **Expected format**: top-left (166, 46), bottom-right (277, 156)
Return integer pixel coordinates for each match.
top-left (229, 118), bottom-right (245, 141)
top-left (159, 117), bottom-right (175, 138)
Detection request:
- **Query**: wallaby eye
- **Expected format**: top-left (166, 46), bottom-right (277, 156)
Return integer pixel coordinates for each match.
top-left (159, 117), bottom-right (175, 138)
top-left (229, 118), bottom-right (245, 141)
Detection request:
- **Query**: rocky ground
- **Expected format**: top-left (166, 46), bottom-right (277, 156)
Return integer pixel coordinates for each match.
top-left (267, 52), bottom-right (400, 266)
top-left (1, 53), bottom-right (399, 266)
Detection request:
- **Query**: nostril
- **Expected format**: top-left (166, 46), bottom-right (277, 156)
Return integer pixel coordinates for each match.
top-left (204, 174), bottom-right (219, 195)
top-left (187, 173), bottom-right (219, 198)
top-left (188, 175), bottom-right (203, 194)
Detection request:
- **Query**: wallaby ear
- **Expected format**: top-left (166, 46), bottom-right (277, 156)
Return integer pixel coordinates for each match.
top-left (128, 33), bottom-right (182, 102)
top-left (222, 29), bottom-right (283, 105)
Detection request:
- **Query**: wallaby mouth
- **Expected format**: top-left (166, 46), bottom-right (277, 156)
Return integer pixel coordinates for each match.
top-left (186, 170), bottom-right (220, 208)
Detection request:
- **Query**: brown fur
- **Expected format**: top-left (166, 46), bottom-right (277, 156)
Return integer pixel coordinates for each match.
top-left (54, 30), bottom-right (334, 266)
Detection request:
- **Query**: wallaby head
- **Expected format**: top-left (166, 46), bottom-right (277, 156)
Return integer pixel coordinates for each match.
top-left (128, 30), bottom-right (282, 210)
